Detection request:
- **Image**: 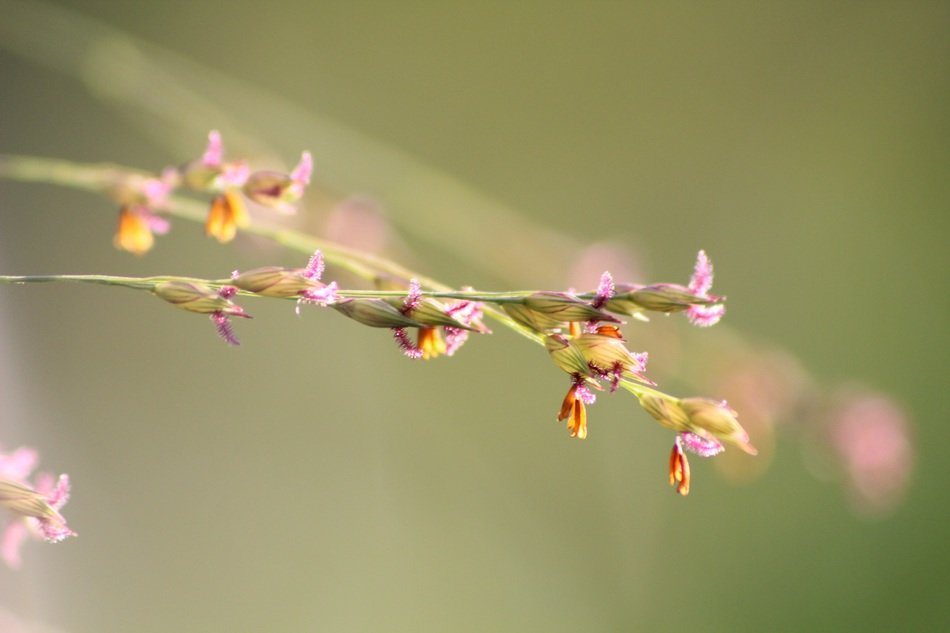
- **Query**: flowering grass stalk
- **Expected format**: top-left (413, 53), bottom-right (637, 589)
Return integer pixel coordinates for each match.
top-left (0, 135), bottom-right (757, 535)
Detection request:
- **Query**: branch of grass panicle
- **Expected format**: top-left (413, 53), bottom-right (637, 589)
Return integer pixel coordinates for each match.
top-left (1, 275), bottom-right (555, 304)
top-left (0, 154), bottom-right (542, 343)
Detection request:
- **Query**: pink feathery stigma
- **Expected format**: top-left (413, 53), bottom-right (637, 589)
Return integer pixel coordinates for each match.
top-left (299, 282), bottom-right (339, 312)
top-left (442, 327), bottom-right (468, 356)
top-left (202, 130), bottom-right (223, 167)
top-left (34, 472), bottom-right (69, 510)
top-left (686, 250), bottom-right (725, 327)
top-left (401, 279), bottom-right (422, 314)
top-left (592, 271), bottom-right (615, 309)
top-left (623, 350), bottom-right (654, 385)
top-left (217, 286), bottom-right (237, 300)
top-left (688, 250), bottom-right (714, 296)
top-left (393, 328), bottom-right (423, 359)
top-left (443, 297), bottom-right (484, 355)
top-left (677, 432), bottom-right (725, 458)
top-left (296, 283), bottom-right (339, 315)
top-left (630, 351), bottom-right (649, 375)
top-left (447, 299), bottom-right (479, 324)
top-left (38, 519), bottom-right (74, 543)
top-left (447, 293), bottom-right (488, 331)
top-left (291, 151), bottom-right (313, 186)
top-left (304, 250), bottom-right (325, 281)
top-left (575, 382), bottom-right (597, 405)
top-left (211, 312), bottom-right (240, 346)
top-left (687, 303), bottom-right (726, 327)
top-left (36, 474), bottom-right (75, 542)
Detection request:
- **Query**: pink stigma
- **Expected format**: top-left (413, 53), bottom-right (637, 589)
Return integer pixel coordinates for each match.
top-left (402, 279), bottom-right (422, 314)
top-left (393, 328), bottom-right (423, 359)
top-left (688, 250), bottom-right (714, 296)
top-left (304, 250), bottom-right (325, 281)
top-left (592, 271), bottom-right (615, 309)
top-left (291, 151), bottom-right (313, 186)
top-left (202, 130), bottom-right (223, 167)
top-left (211, 312), bottom-right (240, 346)
top-left (687, 303), bottom-right (725, 327)
top-left (300, 282), bottom-right (339, 309)
top-left (573, 376), bottom-right (597, 405)
top-left (678, 432), bottom-right (724, 458)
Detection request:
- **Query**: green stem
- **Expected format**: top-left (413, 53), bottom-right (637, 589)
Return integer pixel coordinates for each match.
top-left (0, 274), bottom-right (192, 291)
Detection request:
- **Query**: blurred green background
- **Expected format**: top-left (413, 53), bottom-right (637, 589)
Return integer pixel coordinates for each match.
top-left (0, 1), bottom-right (947, 631)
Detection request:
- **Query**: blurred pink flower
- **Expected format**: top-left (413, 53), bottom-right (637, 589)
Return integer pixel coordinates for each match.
top-left (830, 392), bottom-right (914, 516)
top-left (111, 168), bottom-right (177, 255)
top-left (197, 130), bottom-right (249, 188)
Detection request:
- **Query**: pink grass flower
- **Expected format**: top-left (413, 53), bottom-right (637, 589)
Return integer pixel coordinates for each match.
top-left (112, 168), bottom-right (177, 255)
top-left (0, 445), bottom-right (75, 569)
top-left (210, 286), bottom-right (250, 346)
top-left (440, 287), bottom-right (490, 356)
top-left (154, 281), bottom-right (251, 346)
top-left (557, 374), bottom-right (598, 439)
top-left (243, 150), bottom-right (313, 214)
top-left (443, 294), bottom-right (488, 356)
top-left (297, 250), bottom-right (338, 310)
top-left (192, 130), bottom-right (249, 190)
top-left (390, 279), bottom-right (426, 358)
top-left (668, 432), bottom-right (726, 496)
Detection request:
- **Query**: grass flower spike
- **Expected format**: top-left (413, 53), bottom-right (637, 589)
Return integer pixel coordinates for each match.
top-left (243, 151), bottom-right (313, 213)
top-left (0, 444), bottom-right (75, 569)
top-left (153, 281), bottom-right (251, 346)
top-left (605, 250), bottom-right (726, 325)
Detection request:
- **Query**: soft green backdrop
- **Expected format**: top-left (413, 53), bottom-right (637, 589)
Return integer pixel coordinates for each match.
top-left (0, 1), bottom-right (947, 631)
